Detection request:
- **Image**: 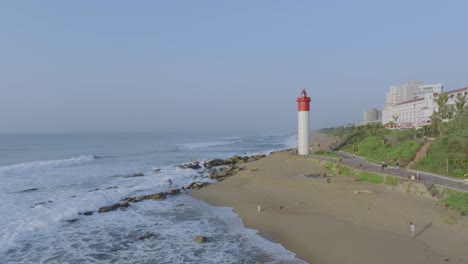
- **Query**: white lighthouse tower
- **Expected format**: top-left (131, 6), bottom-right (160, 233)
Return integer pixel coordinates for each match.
top-left (297, 89), bottom-right (311, 155)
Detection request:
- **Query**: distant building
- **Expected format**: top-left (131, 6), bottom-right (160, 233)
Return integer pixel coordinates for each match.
top-left (382, 81), bottom-right (444, 125)
top-left (382, 86), bottom-right (468, 129)
top-left (363, 108), bottom-right (382, 124)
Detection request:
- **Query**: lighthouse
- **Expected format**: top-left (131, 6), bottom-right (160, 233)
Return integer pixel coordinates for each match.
top-left (297, 89), bottom-right (311, 155)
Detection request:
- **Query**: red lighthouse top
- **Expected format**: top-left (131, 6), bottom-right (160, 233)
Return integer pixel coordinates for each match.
top-left (297, 88), bottom-right (311, 111)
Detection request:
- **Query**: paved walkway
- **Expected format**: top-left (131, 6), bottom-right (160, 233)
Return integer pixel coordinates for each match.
top-left (312, 151), bottom-right (468, 192)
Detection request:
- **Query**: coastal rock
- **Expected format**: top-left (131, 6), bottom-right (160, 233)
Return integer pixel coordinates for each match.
top-left (178, 161), bottom-right (202, 170)
top-left (187, 182), bottom-right (210, 190)
top-left (20, 188), bottom-right (39, 193)
top-left (83, 211), bottom-right (93, 216)
top-left (203, 159), bottom-right (227, 168)
top-left (153, 168), bottom-right (161, 172)
top-left (137, 232), bottom-right (158, 241)
top-left (124, 172), bottom-right (144, 178)
top-left (98, 202), bottom-right (130, 213)
top-left (31, 200), bottom-right (53, 208)
top-left (167, 189), bottom-right (181, 195)
top-left (147, 192), bottom-right (167, 200)
top-left (65, 218), bottom-right (78, 223)
top-left (194, 236), bottom-right (207, 244)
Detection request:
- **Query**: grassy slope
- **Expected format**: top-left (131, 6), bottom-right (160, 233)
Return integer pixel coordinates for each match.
top-left (414, 111), bottom-right (468, 178)
top-left (339, 130), bottom-right (422, 167)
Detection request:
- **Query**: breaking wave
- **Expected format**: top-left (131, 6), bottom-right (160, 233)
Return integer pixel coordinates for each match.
top-left (0, 155), bottom-right (96, 174)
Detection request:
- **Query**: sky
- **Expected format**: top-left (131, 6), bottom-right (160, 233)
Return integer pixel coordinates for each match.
top-left (1, 1), bottom-right (467, 133)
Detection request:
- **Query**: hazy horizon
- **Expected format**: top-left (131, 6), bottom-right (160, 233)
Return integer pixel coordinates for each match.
top-left (2, 1), bottom-right (467, 133)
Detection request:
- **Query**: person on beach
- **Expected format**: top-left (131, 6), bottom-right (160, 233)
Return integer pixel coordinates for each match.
top-left (410, 222), bottom-right (415, 239)
top-left (258, 204), bottom-right (261, 213)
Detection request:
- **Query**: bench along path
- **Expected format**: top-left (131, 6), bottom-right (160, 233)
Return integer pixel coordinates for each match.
top-left (312, 152), bottom-right (468, 193)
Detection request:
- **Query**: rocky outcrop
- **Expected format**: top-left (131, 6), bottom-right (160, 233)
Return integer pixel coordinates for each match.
top-left (194, 236), bottom-right (207, 243)
top-left (185, 182), bottom-right (211, 190)
top-left (124, 172), bottom-right (144, 178)
top-left (20, 188), bottom-right (39, 193)
top-left (177, 161), bottom-right (202, 169)
top-left (96, 153), bottom-right (269, 214)
top-left (137, 232), bottom-right (158, 241)
top-left (98, 202), bottom-right (130, 213)
top-left (31, 200), bottom-right (52, 208)
top-left (208, 165), bottom-right (244, 181)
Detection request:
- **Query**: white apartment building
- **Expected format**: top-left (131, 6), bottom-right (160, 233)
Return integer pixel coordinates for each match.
top-left (382, 81), bottom-right (444, 125)
top-left (382, 86), bottom-right (468, 129)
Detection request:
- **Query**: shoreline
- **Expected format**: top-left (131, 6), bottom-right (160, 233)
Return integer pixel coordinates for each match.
top-left (191, 134), bottom-right (468, 264)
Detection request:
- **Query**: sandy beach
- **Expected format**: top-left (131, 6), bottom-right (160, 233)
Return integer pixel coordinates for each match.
top-left (192, 133), bottom-right (468, 264)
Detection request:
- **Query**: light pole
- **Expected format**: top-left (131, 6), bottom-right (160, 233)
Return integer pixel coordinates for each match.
top-left (446, 157), bottom-right (449, 176)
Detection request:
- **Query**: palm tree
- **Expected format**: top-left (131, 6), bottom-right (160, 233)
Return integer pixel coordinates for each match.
top-left (433, 92), bottom-right (449, 119)
top-left (454, 94), bottom-right (467, 114)
top-left (429, 112), bottom-right (441, 136)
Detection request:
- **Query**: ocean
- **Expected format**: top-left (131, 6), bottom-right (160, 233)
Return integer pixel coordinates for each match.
top-left (0, 132), bottom-right (306, 264)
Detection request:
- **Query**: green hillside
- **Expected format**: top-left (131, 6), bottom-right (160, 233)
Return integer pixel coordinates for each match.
top-left (320, 123), bottom-right (423, 167)
top-left (413, 111), bottom-right (468, 178)
top-left (318, 110), bottom-right (468, 178)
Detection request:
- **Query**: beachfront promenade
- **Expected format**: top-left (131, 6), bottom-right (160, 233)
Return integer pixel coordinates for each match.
top-left (312, 151), bottom-right (468, 192)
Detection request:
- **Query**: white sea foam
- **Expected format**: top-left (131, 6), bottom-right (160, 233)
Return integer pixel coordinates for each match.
top-left (0, 132), bottom-right (303, 263)
top-left (0, 155), bottom-right (95, 174)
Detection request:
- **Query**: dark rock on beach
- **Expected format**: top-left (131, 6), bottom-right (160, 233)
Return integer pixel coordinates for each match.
top-left (203, 159), bottom-right (227, 168)
top-left (178, 161), bottom-right (202, 170)
top-left (98, 202), bottom-right (130, 213)
top-left (194, 236), bottom-right (207, 244)
top-left (94, 153), bottom-right (268, 214)
top-left (20, 188), bottom-right (39, 193)
top-left (83, 211), bottom-right (93, 216)
top-left (31, 200), bottom-right (53, 208)
top-left (137, 232), bottom-right (158, 241)
top-left (186, 182), bottom-right (211, 190)
top-left (124, 172), bottom-right (144, 178)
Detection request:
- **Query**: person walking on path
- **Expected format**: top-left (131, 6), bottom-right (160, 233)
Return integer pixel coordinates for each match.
top-left (410, 222), bottom-right (415, 239)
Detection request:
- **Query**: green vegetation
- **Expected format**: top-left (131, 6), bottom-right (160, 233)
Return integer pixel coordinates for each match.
top-left (320, 160), bottom-right (401, 186)
top-left (383, 175), bottom-right (404, 186)
top-left (359, 171), bottom-right (384, 184)
top-left (313, 150), bottom-right (340, 158)
top-left (319, 108), bottom-right (468, 178)
top-left (327, 123), bottom-right (423, 166)
top-left (414, 111), bottom-right (468, 178)
top-left (443, 191), bottom-right (468, 215)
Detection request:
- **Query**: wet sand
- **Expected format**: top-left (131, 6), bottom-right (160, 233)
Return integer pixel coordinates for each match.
top-left (192, 133), bottom-right (468, 264)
